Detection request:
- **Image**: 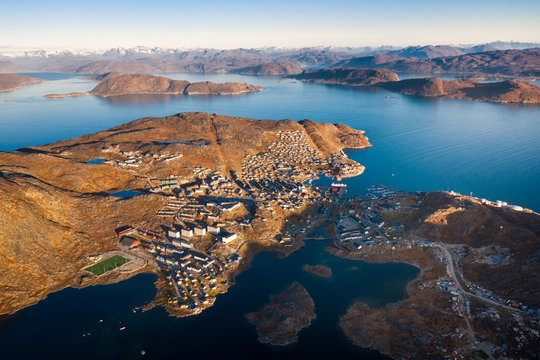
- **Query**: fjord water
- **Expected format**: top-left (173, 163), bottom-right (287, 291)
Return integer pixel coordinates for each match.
top-left (0, 72), bottom-right (538, 358)
top-left (0, 240), bottom-right (413, 359)
top-left (2, 72), bottom-right (539, 210)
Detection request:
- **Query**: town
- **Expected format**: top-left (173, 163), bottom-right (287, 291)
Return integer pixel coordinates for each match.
top-left (83, 134), bottom-right (538, 327)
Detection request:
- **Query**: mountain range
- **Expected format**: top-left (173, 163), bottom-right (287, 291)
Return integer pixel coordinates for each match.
top-left (1, 42), bottom-right (538, 79)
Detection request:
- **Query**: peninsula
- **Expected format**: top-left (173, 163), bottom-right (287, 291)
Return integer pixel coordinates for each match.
top-left (0, 112), bottom-right (369, 316)
top-left (323, 185), bottom-right (539, 359)
top-left (0, 73), bottom-right (45, 92)
top-left (291, 68), bottom-right (540, 103)
top-left (44, 73), bottom-right (263, 98)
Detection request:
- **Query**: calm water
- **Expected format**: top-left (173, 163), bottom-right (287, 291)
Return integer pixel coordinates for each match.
top-left (0, 240), bottom-right (416, 359)
top-left (0, 72), bottom-right (538, 358)
top-left (1, 72), bottom-right (538, 209)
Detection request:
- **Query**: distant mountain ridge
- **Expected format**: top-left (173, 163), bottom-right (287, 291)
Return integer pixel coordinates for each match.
top-left (334, 48), bottom-right (540, 79)
top-left (1, 42), bottom-right (538, 78)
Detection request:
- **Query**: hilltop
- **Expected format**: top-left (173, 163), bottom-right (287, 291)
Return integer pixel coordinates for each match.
top-left (0, 73), bottom-right (45, 92)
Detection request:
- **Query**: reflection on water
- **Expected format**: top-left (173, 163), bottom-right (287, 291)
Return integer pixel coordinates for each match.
top-left (100, 93), bottom-right (179, 104)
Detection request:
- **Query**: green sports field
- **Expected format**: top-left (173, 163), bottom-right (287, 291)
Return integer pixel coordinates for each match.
top-left (84, 255), bottom-right (130, 276)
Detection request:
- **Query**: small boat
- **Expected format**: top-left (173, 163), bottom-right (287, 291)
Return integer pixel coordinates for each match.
top-left (119, 326), bottom-right (126, 331)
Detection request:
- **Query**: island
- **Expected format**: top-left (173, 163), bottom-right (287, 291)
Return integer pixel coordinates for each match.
top-left (44, 73), bottom-right (264, 98)
top-left (291, 68), bottom-right (540, 103)
top-left (0, 73), bottom-right (45, 92)
top-left (245, 281), bottom-right (316, 345)
top-left (302, 264), bottom-right (332, 278)
top-left (0, 111), bottom-right (369, 316)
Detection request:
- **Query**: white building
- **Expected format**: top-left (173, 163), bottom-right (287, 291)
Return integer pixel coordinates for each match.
top-left (194, 226), bottom-right (207, 236)
top-left (168, 230), bottom-right (181, 238)
top-left (181, 228), bottom-right (194, 238)
top-left (221, 232), bottom-right (238, 244)
top-left (207, 225), bottom-right (221, 235)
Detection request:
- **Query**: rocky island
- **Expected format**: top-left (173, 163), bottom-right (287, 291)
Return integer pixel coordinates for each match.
top-left (246, 281), bottom-right (316, 345)
top-left (302, 264), bottom-right (332, 278)
top-left (292, 68), bottom-right (540, 103)
top-left (44, 73), bottom-right (264, 98)
top-left (0, 73), bottom-right (45, 92)
top-left (0, 111), bottom-right (369, 316)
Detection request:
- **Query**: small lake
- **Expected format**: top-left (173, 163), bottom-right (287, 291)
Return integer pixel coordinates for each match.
top-left (109, 190), bottom-right (144, 198)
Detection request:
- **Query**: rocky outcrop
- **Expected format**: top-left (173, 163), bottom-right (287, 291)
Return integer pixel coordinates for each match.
top-left (302, 264), bottom-right (332, 278)
top-left (246, 281), bottom-right (316, 345)
top-left (0, 73), bottom-right (45, 92)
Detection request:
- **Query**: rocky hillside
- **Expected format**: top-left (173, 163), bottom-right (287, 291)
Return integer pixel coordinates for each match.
top-left (0, 73), bottom-right (45, 92)
top-left (407, 191), bottom-right (540, 306)
top-left (231, 61), bottom-right (302, 76)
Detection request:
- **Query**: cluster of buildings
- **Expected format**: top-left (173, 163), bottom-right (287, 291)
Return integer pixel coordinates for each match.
top-left (241, 130), bottom-right (324, 183)
top-left (100, 144), bottom-right (182, 168)
top-left (448, 191), bottom-right (531, 213)
top-left (436, 278), bottom-right (469, 318)
top-left (117, 224), bottom-right (244, 311)
top-left (241, 131), bottom-right (363, 184)
top-left (329, 186), bottom-right (413, 253)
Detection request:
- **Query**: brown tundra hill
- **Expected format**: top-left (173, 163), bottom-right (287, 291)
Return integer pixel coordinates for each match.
top-left (0, 73), bottom-right (45, 92)
top-left (231, 61), bottom-right (302, 76)
top-left (45, 73), bottom-right (264, 98)
top-left (0, 112), bottom-right (370, 315)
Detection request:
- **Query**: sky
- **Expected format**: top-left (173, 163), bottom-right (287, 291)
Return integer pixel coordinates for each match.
top-left (1, 0), bottom-right (539, 50)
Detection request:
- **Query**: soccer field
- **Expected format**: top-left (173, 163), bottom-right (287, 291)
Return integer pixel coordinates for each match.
top-left (84, 255), bottom-right (130, 276)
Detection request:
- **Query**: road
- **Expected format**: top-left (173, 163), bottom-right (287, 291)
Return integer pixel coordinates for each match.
top-left (435, 244), bottom-right (525, 313)
top-left (434, 244), bottom-right (478, 344)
